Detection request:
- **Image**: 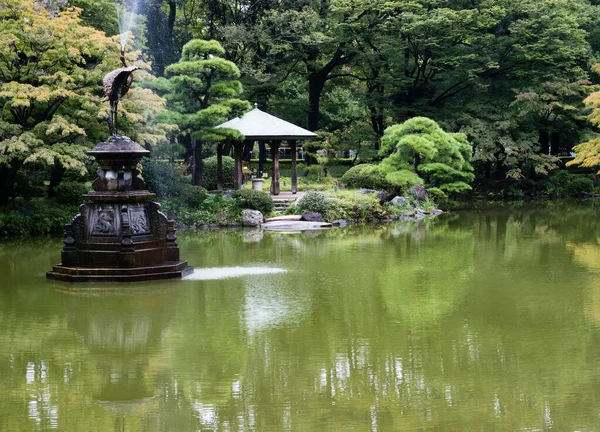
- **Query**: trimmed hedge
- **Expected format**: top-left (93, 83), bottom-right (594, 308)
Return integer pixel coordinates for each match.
top-left (54, 182), bottom-right (89, 205)
top-left (341, 164), bottom-right (392, 190)
top-left (0, 199), bottom-right (78, 237)
top-left (182, 185), bottom-right (208, 208)
top-left (233, 189), bottom-right (274, 214)
top-left (203, 156), bottom-right (235, 190)
top-left (141, 157), bottom-right (190, 198)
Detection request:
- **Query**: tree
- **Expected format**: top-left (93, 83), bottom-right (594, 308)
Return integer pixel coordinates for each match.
top-left (567, 65), bottom-right (600, 172)
top-left (157, 39), bottom-right (250, 186)
top-left (378, 117), bottom-right (475, 198)
top-left (0, 0), bottom-right (171, 203)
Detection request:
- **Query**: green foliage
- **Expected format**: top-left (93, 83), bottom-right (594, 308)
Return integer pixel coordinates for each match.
top-left (203, 156), bottom-right (235, 190)
top-left (161, 194), bottom-right (242, 226)
top-left (325, 193), bottom-right (387, 223)
top-left (182, 185), bottom-right (208, 208)
top-left (233, 189), bottom-right (274, 215)
top-left (0, 199), bottom-right (78, 237)
top-left (297, 191), bottom-right (329, 215)
top-left (379, 117), bottom-right (475, 198)
top-left (341, 164), bottom-right (392, 190)
top-left (53, 181), bottom-right (89, 205)
top-left (141, 158), bottom-right (190, 198)
top-left (158, 39), bottom-right (251, 143)
top-left (545, 171), bottom-right (594, 198)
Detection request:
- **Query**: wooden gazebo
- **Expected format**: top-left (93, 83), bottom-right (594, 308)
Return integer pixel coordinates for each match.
top-left (216, 105), bottom-right (317, 195)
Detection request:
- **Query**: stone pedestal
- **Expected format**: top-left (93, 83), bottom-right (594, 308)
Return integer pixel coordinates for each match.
top-left (47, 135), bottom-right (192, 282)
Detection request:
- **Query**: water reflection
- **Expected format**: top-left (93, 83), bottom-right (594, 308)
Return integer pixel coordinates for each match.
top-left (2, 202), bottom-right (600, 430)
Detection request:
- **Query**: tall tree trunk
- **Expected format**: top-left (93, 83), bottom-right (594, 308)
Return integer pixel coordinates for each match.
top-left (308, 71), bottom-right (326, 132)
top-left (539, 130), bottom-right (549, 155)
top-left (192, 137), bottom-right (203, 186)
top-left (0, 162), bottom-right (20, 204)
top-left (217, 143), bottom-right (224, 191)
top-left (48, 164), bottom-right (65, 197)
top-left (167, 0), bottom-right (176, 37)
top-left (550, 132), bottom-right (560, 156)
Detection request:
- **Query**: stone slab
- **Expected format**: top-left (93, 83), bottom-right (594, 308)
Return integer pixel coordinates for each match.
top-left (262, 221), bottom-right (332, 231)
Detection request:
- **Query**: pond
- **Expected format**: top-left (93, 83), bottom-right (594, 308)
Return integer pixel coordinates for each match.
top-left (2, 202), bottom-right (600, 431)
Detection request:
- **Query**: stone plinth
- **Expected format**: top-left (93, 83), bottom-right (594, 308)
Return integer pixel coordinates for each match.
top-left (47, 135), bottom-right (192, 282)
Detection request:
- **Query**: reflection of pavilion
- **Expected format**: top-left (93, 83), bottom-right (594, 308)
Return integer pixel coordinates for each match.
top-left (59, 287), bottom-right (176, 427)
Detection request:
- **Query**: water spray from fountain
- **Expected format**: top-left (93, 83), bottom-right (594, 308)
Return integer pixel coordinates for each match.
top-left (115, 0), bottom-right (139, 65)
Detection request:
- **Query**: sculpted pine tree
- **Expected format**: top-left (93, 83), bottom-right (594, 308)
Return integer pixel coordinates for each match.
top-left (378, 117), bottom-right (474, 198)
top-left (160, 39), bottom-right (250, 186)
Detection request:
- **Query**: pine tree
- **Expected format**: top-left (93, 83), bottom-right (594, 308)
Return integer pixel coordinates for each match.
top-left (158, 39), bottom-right (250, 186)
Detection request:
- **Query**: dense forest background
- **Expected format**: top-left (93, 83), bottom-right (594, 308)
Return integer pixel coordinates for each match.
top-left (4, 0), bottom-right (600, 207)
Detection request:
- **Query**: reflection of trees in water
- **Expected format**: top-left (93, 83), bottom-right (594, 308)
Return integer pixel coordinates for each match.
top-left (6, 204), bottom-right (600, 430)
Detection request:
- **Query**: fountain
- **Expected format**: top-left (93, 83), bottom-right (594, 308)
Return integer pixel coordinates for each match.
top-left (47, 11), bottom-right (192, 282)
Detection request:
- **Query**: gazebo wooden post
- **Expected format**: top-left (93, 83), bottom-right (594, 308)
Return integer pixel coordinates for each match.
top-left (216, 142), bottom-right (224, 191)
top-left (271, 140), bottom-right (281, 195)
top-left (290, 139), bottom-right (298, 194)
top-left (233, 141), bottom-right (245, 190)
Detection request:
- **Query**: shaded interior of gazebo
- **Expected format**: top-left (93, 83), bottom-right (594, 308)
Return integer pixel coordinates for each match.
top-left (215, 105), bottom-right (317, 195)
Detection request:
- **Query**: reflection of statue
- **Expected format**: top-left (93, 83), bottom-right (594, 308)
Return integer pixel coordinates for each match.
top-left (103, 50), bottom-right (140, 135)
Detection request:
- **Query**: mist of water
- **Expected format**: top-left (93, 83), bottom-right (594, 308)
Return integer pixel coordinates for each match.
top-left (115, 0), bottom-right (139, 51)
top-left (183, 267), bottom-right (287, 281)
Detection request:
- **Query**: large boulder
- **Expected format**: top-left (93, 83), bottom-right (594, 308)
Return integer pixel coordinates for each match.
top-left (301, 211), bottom-right (323, 222)
top-left (242, 209), bottom-right (264, 227)
top-left (390, 196), bottom-right (411, 207)
top-left (409, 184), bottom-right (428, 202)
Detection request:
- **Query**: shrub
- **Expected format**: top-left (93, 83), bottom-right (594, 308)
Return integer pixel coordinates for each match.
top-left (546, 171), bottom-right (594, 198)
top-left (0, 199), bottom-right (78, 237)
top-left (341, 164), bottom-right (392, 190)
top-left (233, 189), bottom-right (274, 214)
top-left (13, 172), bottom-right (46, 199)
top-left (297, 191), bottom-right (329, 214)
top-left (325, 193), bottom-right (387, 222)
top-left (203, 156), bottom-right (235, 190)
top-left (53, 182), bottom-right (89, 205)
top-left (182, 185), bottom-right (208, 208)
top-left (142, 157), bottom-right (190, 198)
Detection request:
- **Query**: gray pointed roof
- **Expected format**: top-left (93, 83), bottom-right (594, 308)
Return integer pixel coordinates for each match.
top-left (215, 106), bottom-right (318, 140)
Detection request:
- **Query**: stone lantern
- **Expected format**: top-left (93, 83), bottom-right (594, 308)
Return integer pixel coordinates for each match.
top-left (47, 135), bottom-right (192, 282)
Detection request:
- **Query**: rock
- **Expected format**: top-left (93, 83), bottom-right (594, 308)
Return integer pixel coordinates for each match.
top-left (415, 208), bottom-right (429, 215)
top-left (390, 196), bottom-right (411, 207)
top-left (398, 214), bottom-right (413, 221)
top-left (262, 221), bottom-right (332, 230)
top-left (242, 209), bottom-right (264, 227)
top-left (301, 211), bottom-right (323, 222)
top-left (357, 189), bottom-right (378, 195)
top-left (409, 184), bottom-right (428, 202)
top-left (331, 219), bottom-right (348, 228)
top-left (430, 209), bottom-right (444, 216)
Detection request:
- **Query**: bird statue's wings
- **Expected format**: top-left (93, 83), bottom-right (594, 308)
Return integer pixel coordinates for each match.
top-left (102, 66), bottom-right (141, 102)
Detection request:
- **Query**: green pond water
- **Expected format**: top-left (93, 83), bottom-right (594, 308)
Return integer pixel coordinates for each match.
top-left (2, 202), bottom-right (600, 431)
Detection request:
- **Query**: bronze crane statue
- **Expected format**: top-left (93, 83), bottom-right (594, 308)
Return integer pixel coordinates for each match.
top-left (103, 50), bottom-right (140, 135)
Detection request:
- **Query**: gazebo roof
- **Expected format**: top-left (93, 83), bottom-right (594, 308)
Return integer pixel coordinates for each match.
top-left (215, 105), bottom-right (318, 141)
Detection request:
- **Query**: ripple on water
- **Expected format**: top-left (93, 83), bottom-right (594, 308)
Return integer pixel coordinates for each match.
top-left (182, 267), bottom-right (287, 281)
